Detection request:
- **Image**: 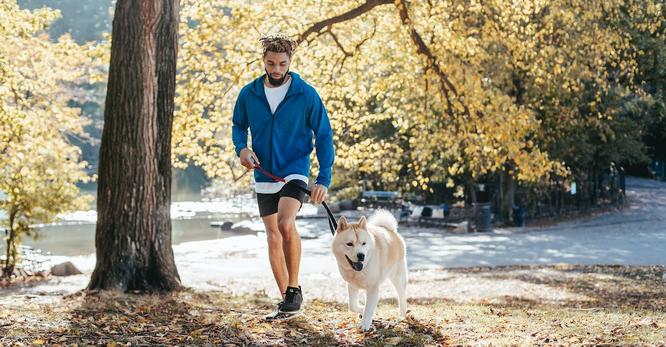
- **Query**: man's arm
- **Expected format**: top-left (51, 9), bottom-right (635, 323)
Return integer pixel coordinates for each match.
top-left (308, 92), bottom-right (335, 189)
top-left (231, 92), bottom-right (249, 157)
top-left (231, 91), bottom-right (259, 169)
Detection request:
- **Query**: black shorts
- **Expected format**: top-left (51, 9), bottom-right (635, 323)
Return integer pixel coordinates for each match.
top-left (257, 180), bottom-right (309, 217)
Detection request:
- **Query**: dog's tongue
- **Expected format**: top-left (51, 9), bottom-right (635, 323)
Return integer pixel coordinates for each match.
top-left (346, 255), bottom-right (364, 271)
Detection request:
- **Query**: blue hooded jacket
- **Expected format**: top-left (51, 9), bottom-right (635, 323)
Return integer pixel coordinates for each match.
top-left (232, 72), bottom-right (335, 187)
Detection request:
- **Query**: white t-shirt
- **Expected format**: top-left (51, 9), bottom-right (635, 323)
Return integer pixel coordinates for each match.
top-left (264, 77), bottom-right (291, 114)
top-left (258, 77), bottom-right (308, 194)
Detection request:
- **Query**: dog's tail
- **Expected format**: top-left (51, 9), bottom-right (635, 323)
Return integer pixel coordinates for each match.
top-left (368, 209), bottom-right (398, 233)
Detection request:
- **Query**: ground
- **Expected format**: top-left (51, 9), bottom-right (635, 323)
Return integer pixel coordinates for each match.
top-left (1, 177), bottom-right (666, 345)
top-left (1, 265), bottom-right (665, 346)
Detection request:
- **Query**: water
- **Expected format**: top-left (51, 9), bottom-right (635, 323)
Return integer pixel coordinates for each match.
top-left (2, 199), bottom-right (336, 257)
top-left (19, 217), bottom-right (257, 256)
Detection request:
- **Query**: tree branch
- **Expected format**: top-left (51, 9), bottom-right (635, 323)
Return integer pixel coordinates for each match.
top-left (396, 0), bottom-right (460, 118)
top-left (325, 27), bottom-right (352, 57)
top-left (297, 0), bottom-right (393, 44)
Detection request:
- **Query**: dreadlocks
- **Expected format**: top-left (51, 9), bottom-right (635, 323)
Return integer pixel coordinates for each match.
top-left (259, 33), bottom-right (298, 58)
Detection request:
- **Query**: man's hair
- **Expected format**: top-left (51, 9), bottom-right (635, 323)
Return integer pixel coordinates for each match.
top-left (260, 33), bottom-right (297, 58)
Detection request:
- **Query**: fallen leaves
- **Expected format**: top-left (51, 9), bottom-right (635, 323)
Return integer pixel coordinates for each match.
top-left (638, 317), bottom-right (659, 328)
top-left (383, 336), bottom-right (402, 345)
top-left (0, 265), bottom-right (664, 345)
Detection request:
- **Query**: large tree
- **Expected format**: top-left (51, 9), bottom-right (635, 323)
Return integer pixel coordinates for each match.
top-left (88, 0), bottom-right (181, 291)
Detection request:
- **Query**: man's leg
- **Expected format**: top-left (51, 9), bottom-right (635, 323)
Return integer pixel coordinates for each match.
top-left (261, 213), bottom-right (289, 299)
top-left (277, 197), bottom-right (302, 287)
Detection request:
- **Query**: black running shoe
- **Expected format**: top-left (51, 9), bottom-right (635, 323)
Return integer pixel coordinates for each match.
top-left (265, 301), bottom-right (284, 321)
top-left (280, 286), bottom-right (303, 313)
top-left (265, 300), bottom-right (301, 321)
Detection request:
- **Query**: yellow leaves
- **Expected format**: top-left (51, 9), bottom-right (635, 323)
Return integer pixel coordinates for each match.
top-left (448, 163), bottom-right (460, 176)
top-left (1, 2), bottom-right (94, 238)
top-left (166, 0), bottom-right (660, 193)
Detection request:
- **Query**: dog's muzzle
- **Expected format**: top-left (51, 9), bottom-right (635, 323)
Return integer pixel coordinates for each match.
top-left (345, 255), bottom-right (364, 271)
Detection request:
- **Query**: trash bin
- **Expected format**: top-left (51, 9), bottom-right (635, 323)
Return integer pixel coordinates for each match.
top-left (651, 160), bottom-right (665, 180)
top-left (473, 202), bottom-right (492, 232)
top-left (512, 206), bottom-right (525, 227)
top-left (421, 206), bottom-right (433, 218)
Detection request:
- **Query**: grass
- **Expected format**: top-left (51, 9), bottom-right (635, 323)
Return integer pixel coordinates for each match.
top-left (1, 265), bottom-right (665, 346)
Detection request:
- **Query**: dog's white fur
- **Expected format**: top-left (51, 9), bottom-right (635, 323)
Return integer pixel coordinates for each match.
top-left (331, 210), bottom-right (408, 331)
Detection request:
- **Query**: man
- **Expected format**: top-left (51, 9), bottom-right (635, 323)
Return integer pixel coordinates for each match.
top-left (231, 33), bottom-right (334, 320)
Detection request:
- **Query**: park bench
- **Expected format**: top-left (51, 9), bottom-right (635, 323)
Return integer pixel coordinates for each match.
top-left (400, 204), bottom-right (474, 229)
top-left (360, 190), bottom-right (401, 209)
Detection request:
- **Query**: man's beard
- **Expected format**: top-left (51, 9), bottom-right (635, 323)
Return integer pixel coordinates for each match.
top-left (266, 68), bottom-right (289, 86)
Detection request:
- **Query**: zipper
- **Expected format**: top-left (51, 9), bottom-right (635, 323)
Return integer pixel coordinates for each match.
top-left (261, 86), bottom-right (276, 178)
top-left (261, 75), bottom-right (299, 178)
top-left (269, 116), bottom-right (274, 178)
top-left (269, 93), bottom-right (295, 177)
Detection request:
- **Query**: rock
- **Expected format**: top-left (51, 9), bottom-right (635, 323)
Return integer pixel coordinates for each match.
top-left (50, 261), bottom-right (82, 276)
top-left (219, 221), bottom-right (234, 231)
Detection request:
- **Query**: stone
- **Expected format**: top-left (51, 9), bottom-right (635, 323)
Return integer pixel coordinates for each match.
top-left (50, 261), bottom-right (82, 276)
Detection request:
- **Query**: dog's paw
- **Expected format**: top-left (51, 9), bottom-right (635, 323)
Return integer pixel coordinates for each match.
top-left (350, 306), bottom-right (363, 314)
top-left (359, 322), bottom-right (372, 331)
top-left (359, 317), bottom-right (373, 331)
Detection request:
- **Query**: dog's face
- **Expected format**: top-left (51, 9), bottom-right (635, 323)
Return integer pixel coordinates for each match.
top-left (332, 216), bottom-right (375, 272)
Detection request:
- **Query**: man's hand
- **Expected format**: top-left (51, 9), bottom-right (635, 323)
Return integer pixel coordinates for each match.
top-left (310, 184), bottom-right (328, 204)
top-left (239, 148), bottom-right (259, 170)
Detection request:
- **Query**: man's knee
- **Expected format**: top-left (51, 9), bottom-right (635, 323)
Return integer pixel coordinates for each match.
top-left (266, 227), bottom-right (282, 248)
top-left (277, 216), bottom-right (295, 239)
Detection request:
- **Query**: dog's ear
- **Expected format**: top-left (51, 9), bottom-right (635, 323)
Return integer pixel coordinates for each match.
top-left (358, 216), bottom-right (367, 229)
top-left (337, 215), bottom-right (348, 231)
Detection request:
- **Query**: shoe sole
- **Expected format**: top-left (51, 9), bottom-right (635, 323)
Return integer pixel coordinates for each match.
top-left (265, 310), bottom-right (302, 322)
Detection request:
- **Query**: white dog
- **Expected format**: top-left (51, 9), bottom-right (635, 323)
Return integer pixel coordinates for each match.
top-left (331, 210), bottom-right (408, 331)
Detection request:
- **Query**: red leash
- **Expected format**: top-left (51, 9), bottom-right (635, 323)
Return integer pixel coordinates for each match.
top-left (253, 162), bottom-right (286, 183)
top-left (249, 158), bottom-right (337, 235)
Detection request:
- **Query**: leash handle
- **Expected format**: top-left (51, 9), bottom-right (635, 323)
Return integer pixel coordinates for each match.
top-left (251, 159), bottom-right (337, 235)
top-left (250, 157), bottom-right (285, 183)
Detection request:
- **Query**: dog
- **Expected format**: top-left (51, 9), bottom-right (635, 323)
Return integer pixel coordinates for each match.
top-left (331, 210), bottom-right (408, 331)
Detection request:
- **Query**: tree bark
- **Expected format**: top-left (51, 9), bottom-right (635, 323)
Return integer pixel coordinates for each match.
top-left (88, 0), bottom-right (181, 292)
top-left (500, 170), bottom-right (515, 224)
top-left (2, 211), bottom-right (16, 278)
top-left (465, 176), bottom-right (477, 206)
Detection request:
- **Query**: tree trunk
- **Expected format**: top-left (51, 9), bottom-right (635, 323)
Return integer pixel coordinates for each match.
top-left (2, 229), bottom-right (13, 278)
top-left (465, 176), bottom-right (477, 206)
top-left (88, 0), bottom-right (181, 292)
top-left (2, 210), bottom-right (17, 278)
top-left (500, 170), bottom-right (515, 224)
